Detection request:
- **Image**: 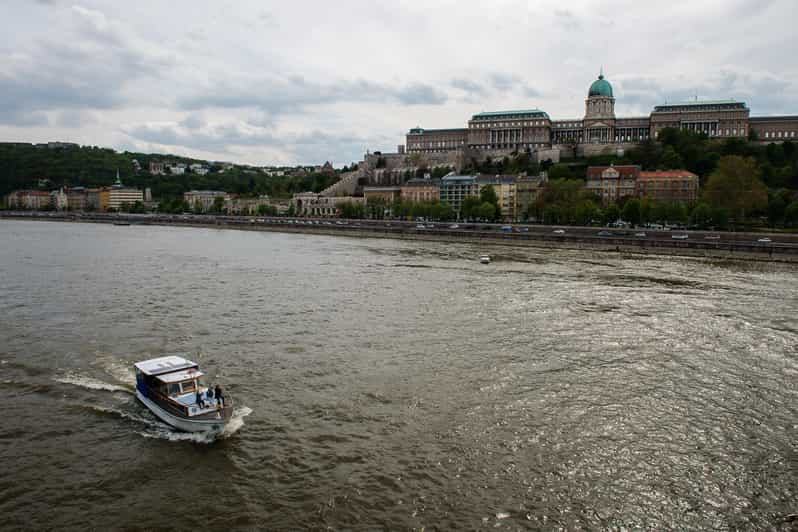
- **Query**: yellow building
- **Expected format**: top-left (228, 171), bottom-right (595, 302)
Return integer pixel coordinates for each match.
top-left (87, 188), bottom-right (110, 211)
top-left (476, 175), bottom-right (518, 221)
top-left (515, 173), bottom-right (548, 221)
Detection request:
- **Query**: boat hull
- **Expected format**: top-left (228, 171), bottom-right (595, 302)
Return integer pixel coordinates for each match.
top-left (136, 390), bottom-right (227, 433)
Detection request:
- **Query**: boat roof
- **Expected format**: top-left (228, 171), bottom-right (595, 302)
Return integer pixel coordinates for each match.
top-left (134, 356), bottom-right (198, 376)
top-left (156, 368), bottom-right (204, 383)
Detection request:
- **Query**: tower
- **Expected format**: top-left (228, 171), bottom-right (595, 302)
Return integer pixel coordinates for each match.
top-left (583, 70), bottom-right (616, 144)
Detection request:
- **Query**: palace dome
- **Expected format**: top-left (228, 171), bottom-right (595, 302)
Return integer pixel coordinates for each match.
top-left (588, 74), bottom-right (613, 98)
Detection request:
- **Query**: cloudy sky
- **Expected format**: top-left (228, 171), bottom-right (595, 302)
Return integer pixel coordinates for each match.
top-left (1, 0), bottom-right (796, 166)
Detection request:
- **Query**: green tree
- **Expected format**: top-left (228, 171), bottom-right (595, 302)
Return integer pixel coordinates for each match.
top-left (767, 194), bottom-right (786, 226)
top-left (703, 155), bottom-right (768, 222)
top-left (604, 204), bottom-right (620, 224)
top-left (690, 202), bottom-right (713, 228)
top-left (478, 201), bottom-right (497, 221)
top-left (621, 198), bottom-right (641, 225)
top-left (660, 146), bottom-right (684, 169)
top-left (547, 164), bottom-right (573, 179)
top-left (479, 185), bottom-right (499, 208)
top-left (784, 201), bottom-right (798, 227)
top-left (211, 196), bottom-right (225, 214)
top-left (461, 196), bottom-right (482, 220)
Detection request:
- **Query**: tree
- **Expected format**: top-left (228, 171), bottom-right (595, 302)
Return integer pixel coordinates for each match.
top-left (604, 204), bottom-right (620, 224)
top-left (703, 155), bottom-right (768, 222)
top-left (690, 202), bottom-right (712, 228)
top-left (785, 201), bottom-right (798, 227)
top-left (621, 198), bottom-right (641, 225)
top-left (767, 194), bottom-right (786, 226)
top-left (211, 195), bottom-right (225, 214)
top-left (547, 164), bottom-right (573, 179)
top-left (478, 201), bottom-right (497, 221)
top-left (660, 146), bottom-right (684, 169)
top-left (479, 185), bottom-right (499, 208)
top-left (461, 196), bottom-right (482, 220)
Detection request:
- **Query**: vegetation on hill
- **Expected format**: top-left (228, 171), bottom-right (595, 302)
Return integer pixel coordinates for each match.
top-left (0, 143), bottom-right (340, 199)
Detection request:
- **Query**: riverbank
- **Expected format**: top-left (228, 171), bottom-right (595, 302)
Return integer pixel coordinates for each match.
top-left (3, 211), bottom-right (798, 263)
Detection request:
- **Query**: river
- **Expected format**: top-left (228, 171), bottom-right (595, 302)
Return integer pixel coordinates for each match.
top-left (1, 219), bottom-right (796, 530)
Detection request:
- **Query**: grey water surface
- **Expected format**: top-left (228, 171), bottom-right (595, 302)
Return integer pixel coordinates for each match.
top-left (1, 219), bottom-right (796, 530)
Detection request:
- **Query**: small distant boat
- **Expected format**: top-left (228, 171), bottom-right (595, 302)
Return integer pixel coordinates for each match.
top-left (479, 255), bottom-right (491, 264)
top-left (134, 356), bottom-right (233, 433)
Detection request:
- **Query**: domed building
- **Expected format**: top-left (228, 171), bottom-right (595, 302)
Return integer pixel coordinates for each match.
top-left (583, 71), bottom-right (616, 144)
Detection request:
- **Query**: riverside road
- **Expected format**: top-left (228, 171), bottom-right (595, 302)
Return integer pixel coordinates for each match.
top-left (3, 211), bottom-right (798, 260)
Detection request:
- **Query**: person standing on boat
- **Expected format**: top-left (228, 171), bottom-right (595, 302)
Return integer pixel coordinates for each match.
top-left (215, 384), bottom-right (224, 407)
top-left (206, 384), bottom-right (214, 405)
top-left (196, 388), bottom-right (204, 408)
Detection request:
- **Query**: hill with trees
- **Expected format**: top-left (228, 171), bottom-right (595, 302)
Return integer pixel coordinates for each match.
top-left (0, 143), bottom-right (342, 199)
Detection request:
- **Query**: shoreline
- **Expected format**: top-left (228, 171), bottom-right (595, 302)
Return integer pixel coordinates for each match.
top-left (3, 212), bottom-right (798, 263)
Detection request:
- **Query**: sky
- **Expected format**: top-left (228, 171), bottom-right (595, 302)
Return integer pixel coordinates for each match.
top-left (1, 0), bottom-right (796, 166)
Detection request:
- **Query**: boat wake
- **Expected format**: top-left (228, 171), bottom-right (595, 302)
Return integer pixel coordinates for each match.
top-left (138, 406), bottom-right (253, 443)
top-left (55, 373), bottom-right (134, 394)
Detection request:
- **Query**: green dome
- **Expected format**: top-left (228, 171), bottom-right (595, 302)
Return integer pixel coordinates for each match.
top-left (588, 74), bottom-right (613, 97)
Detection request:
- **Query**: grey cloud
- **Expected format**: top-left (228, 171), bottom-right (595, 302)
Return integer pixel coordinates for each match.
top-left (178, 76), bottom-right (447, 113)
top-left (0, 5), bottom-right (174, 126)
top-left (122, 119), bottom-right (374, 165)
top-left (451, 78), bottom-right (486, 96)
top-left (617, 70), bottom-right (796, 115)
top-left (554, 9), bottom-right (581, 31)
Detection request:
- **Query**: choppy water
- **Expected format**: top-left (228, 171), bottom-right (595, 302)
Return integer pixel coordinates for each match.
top-left (1, 219), bottom-right (797, 530)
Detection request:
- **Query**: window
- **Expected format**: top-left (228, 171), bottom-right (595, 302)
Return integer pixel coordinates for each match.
top-left (181, 380), bottom-right (195, 393)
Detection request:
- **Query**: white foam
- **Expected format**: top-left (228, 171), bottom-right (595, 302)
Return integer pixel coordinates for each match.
top-left (56, 374), bottom-right (134, 394)
top-left (138, 405), bottom-right (252, 444)
top-left (218, 406), bottom-right (252, 438)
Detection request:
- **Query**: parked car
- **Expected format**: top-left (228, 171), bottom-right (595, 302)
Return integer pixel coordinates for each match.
top-left (449, 224), bottom-right (460, 229)
top-left (500, 225), bottom-right (513, 232)
top-left (416, 224), bottom-right (425, 229)
top-left (597, 230), bottom-right (612, 236)
top-left (757, 237), bottom-right (772, 243)
top-left (704, 235), bottom-right (720, 240)
top-left (634, 232), bottom-right (647, 237)
top-left (671, 234), bottom-right (688, 240)
top-left (553, 229), bottom-right (566, 234)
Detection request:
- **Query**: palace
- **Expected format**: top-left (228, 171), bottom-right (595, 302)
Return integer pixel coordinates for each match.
top-left (404, 71), bottom-right (798, 160)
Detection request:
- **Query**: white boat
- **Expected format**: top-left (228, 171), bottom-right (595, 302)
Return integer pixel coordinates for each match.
top-left (134, 356), bottom-right (233, 433)
top-left (479, 255), bottom-right (491, 264)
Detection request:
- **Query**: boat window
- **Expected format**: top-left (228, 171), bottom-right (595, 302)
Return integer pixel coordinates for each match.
top-left (180, 380), bottom-right (195, 393)
top-left (168, 383), bottom-right (180, 396)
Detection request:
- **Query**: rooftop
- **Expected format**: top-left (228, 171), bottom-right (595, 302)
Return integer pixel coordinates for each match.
top-left (134, 356), bottom-right (197, 376)
top-left (155, 368), bottom-right (204, 384)
top-left (639, 170), bottom-right (698, 179)
top-left (441, 174), bottom-right (477, 183)
top-left (654, 100), bottom-right (747, 110)
top-left (471, 109), bottom-right (550, 120)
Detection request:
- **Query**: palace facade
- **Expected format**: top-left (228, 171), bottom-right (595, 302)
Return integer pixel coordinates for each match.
top-left (405, 72), bottom-right (798, 158)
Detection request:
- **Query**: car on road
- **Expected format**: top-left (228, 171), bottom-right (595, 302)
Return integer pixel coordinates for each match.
top-left (449, 224), bottom-right (460, 229)
top-left (597, 230), bottom-right (612, 236)
top-left (416, 223), bottom-right (425, 229)
top-left (553, 229), bottom-right (566, 234)
top-left (500, 225), bottom-right (513, 232)
top-left (757, 237), bottom-right (773, 243)
top-left (671, 234), bottom-right (688, 240)
top-left (634, 232), bottom-right (647, 237)
top-left (704, 235), bottom-right (720, 240)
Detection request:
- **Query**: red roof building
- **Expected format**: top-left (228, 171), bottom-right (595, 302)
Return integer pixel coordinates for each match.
top-left (637, 170), bottom-right (699, 204)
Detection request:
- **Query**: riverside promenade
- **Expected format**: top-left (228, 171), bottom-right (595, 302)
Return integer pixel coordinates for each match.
top-left (3, 211), bottom-right (798, 262)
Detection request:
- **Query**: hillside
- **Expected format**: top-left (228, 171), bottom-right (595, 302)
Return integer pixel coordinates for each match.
top-left (0, 143), bottom-right (342, 199)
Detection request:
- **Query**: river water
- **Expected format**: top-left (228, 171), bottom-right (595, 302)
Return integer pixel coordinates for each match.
top-left (0, 219), bottom-right (796, 530)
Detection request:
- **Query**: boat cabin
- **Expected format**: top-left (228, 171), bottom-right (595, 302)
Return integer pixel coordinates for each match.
top-left (134, 356), bottom-right (216, 417)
